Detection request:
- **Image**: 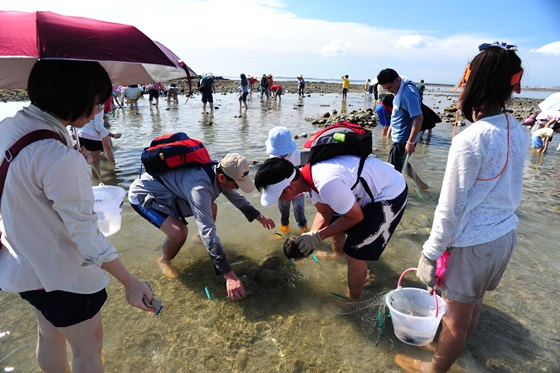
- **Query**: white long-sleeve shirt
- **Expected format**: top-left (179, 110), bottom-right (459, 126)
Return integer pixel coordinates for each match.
top-left (76, 111), bottom-right (109, 141)
top-left (0, 105), bottom-right (117, 293)
top-left (422, 113), bottom-right (527, 260)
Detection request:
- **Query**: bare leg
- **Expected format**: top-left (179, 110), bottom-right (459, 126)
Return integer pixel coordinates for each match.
top-left (34, 309), bottom-right (72, 373)
top-left (346, 256), bottom-right (367, 301)
top-left (90, 150), bottom-right (102, 179)
top-left (101, 137), bottom-right (115, 163)
top-left (313, 233), bottom-right (346, 263)
top-left (382, 126), bottom-right (390, 137)
top-left (158, 215), bottom-right (188, 278)
top-left (406, 163), bottom-right (429, 190)
top-left (59, 310), bottom-right (104, 373)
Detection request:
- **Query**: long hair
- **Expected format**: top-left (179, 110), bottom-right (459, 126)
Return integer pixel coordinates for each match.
top-left (28, 60), bottom-right (112, 122)
top-left (459, 47), bottom-right (522, 122)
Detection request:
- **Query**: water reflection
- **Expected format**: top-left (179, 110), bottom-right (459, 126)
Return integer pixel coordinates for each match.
top-left (0, 91), bottom-right (558, 372)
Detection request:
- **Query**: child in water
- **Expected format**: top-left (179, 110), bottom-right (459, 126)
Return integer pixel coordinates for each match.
top-left (265, 127), bottom-right (308, 236)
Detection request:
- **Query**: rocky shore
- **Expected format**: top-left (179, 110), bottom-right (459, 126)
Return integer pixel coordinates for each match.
top-left (1, 77), bottom-right (543, 126)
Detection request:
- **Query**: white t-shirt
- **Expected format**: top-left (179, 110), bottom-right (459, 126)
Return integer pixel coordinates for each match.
top-left (308, 155), bottom-right (406, 215)
top-left (76, 111), bottom-right (109, 141)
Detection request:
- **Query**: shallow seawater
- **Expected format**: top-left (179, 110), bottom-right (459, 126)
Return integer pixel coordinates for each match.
top-left (1, 89), bottom-right (559, 372)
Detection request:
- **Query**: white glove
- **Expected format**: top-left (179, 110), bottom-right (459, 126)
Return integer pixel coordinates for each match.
top-left (416, 254), bottom-right (437, 293)
top-left (113, 132), bottom-right (122, 139)
top-left (295, 230), bottom-right (322, 255)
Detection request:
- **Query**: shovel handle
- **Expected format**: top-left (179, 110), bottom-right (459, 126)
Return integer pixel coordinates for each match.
top-left (397, 267), bottom-right (439, 318)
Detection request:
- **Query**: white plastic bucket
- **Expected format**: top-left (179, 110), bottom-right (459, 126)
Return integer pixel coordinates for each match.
top-left (92, 185), bottom-right (126, 237)
top-left (385, 268), bottom-right (447, 346)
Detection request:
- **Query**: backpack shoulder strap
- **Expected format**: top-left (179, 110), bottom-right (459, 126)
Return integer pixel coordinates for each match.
top-left (0, 130), bottom-right (65, 200)
top-left (300, 163), bottom-right (318, 193)
top-left (350, 155), bottom-right (374, 202)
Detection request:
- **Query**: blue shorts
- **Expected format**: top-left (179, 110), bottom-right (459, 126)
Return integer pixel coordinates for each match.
top-left (131, 203), bottom-right (172, 228)
top-left (331, 185), bottom-right (408, 261)
top-left (20, 288), bottom-right (107, 327)
top-left (531, 136), bottom-right (544, 148)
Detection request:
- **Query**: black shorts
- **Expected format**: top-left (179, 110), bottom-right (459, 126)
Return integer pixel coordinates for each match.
top-left (20, 288), bottom-right (107, 327)
top-left (343, 88), bottom-right (348, 95)
top-left (388, 142), bottom-right (409, 173)
top-left (239, 92), bottom-right (249, 102)
top-left (78, 137), bottom-right (103, 152)
top-left (332, 186), bottom-right (408, 261)
top-left (201, 91), bottom-right (214, 103)
top-left (148, 89), bottom-right (160, 101)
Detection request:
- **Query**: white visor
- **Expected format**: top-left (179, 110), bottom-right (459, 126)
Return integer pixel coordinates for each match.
top-left (260, 170), bottom-right (296, 206)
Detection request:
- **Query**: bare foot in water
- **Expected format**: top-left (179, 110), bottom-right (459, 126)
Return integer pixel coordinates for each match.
top-left (394, 354), bottom-right (433, 373)
top-left (158, 258), bottom-right (180, 279)
top-left (416, 180), bottom-right (430, 191)
top-left (418, 342), bottom-right (436, 353)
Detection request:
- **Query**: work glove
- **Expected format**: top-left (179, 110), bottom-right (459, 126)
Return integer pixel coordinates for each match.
top-left (416, 254), bottom-right (437, 294)
top-left (295, 230), bottom-right (322, 256)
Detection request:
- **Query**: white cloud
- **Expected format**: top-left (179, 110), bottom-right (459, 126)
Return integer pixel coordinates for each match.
top-left (1, 0), bottom-right (556, 86)
top-left (533, 41), bottom-right (560, 56)
top-left (395, 34), bottom-right (431, 49)
top-left (320, 39), bottom-right (352, 57)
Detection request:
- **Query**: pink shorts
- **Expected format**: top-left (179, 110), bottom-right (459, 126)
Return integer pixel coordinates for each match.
top-left (439, 229), bottom-right (517, 304)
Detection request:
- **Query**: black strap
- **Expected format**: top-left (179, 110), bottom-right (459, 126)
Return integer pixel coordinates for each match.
top-left (0, 130), bottom-right (65, 200)
top-left (0, 130), bottom-right (65, 243)
top-left (350, 155), bottom-right (374, 202)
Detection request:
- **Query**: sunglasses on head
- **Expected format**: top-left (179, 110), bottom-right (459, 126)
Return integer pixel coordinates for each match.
top-left (478, 41), bottom-right (518, 51)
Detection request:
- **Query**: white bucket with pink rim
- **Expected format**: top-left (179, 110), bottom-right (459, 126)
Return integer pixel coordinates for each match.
top-left (92, 185), bottom-right (126, 237)
top-left (385, 268), bottom-right (447, 346)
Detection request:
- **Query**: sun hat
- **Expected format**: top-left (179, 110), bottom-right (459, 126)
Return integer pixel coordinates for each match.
top-left (265, 126), bottom-right (296, 156)
top-left (218, 153), bottom-right (255, 193)
top-left (260, 169), bottom-right (296, 206)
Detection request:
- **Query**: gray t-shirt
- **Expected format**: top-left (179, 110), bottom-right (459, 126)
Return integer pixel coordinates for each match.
top-left (129, 166), bottom-right (260, 275)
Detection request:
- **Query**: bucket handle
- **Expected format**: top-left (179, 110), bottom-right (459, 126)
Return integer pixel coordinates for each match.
top-left (397, 267), bottom-right (439, 318)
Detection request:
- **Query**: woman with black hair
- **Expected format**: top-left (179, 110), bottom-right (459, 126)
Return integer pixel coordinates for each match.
top-left (396, 42), bottom-right (527, 372)
top-left (0, 60), bottom-right (154, 373)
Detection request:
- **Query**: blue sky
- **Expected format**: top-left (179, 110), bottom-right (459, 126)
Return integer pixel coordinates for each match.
top-left (4, 0), bottom-right (560, 87)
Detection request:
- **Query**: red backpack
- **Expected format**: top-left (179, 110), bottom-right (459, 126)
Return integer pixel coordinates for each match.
top-left (141, 132), bottom-right (216, 175)
top-left (300, 122), bottom-right (373, 199)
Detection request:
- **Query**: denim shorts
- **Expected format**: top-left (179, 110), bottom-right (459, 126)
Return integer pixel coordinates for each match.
top-left (439, 229), bottom-right (517, 304)
top-left (20, 288), bottom-right (107, 327)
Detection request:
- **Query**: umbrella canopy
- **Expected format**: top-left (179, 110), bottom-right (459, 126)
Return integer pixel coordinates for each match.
top-left (0, 11), bottom-right (196, 89)
top-left (538, 92), bottom-right (560, 112)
